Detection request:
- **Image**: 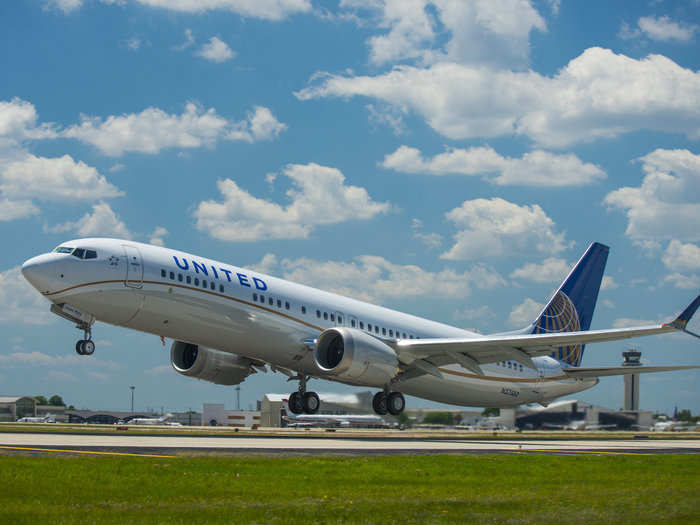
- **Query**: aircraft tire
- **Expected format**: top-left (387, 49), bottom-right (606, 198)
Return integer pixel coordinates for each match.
top-left (288, 392), bottom-right (304, 414)
top-left (75, 340), bottom-right (85, 355)
top-left (83, 340), bottom-right (95, 355)
top-left (372, 392), bottom-right (388, 415)
top-left (302, 392), bottom-right (320, 414)
top-left (387, 392), bottom-right (405, 416)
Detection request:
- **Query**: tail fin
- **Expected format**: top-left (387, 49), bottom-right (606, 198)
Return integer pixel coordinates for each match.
top-left (531, 242), bottom-right (609, 367)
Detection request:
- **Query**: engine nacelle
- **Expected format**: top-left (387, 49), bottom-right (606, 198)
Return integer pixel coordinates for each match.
top-left (170, 341), bottom-right (253, 386)
top-left (314, 327), bottom-right (399, 387)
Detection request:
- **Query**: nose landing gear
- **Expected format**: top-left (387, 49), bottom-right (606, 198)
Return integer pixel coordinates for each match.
top-left (75, 323), bottom-right (95, 356)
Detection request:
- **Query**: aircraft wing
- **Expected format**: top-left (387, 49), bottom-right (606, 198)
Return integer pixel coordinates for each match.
top-left (391, 294), bottom-right (700, 376)
top-left (563, 365), bottom-right (700, 378)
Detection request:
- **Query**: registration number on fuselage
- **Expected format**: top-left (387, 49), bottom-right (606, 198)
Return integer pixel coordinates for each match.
top-left (501, 388), bottom-right (520, 397)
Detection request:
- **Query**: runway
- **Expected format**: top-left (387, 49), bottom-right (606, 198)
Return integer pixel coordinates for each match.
top-left (1, 431), bottom-right (698, 456)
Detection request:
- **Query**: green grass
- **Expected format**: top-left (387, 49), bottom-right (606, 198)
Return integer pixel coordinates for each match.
top-left (1, 455), bottom-right (698, 524)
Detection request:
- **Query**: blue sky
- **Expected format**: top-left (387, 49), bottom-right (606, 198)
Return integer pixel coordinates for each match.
top-left (1, 0), bottom-right (698, 415)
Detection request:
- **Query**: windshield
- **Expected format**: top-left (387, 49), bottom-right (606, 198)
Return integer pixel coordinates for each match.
top-left (54, 246), bottom-right (74, 254)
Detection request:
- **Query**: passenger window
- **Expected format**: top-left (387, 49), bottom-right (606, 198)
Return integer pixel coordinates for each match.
top-left (211, 282), bottom-right (215, 290)
top-left (72, 248), bottom-right (85, 259)
top-left (268, 297), bottom-right (273, 306)
top-left (202, 279), bottom-right (207, 288)
top-left (316, 310), bottom-right (321, 318)
top-left (260, 295), bottom-right (265, 303)
top-left (85, 250), bottom-right (97, 259)
top-left (375, 326), bottom-right (379, 334)
top-left (403, 333), bottom-right (407, 339)
top-left (368, 324), bottom-right (372, 331)
top-left (301, 306), bottom-right (306, 314)
top-left (338, 316), bottom-right (342, 324)
top-left (186, 275), bottom-right (191, 284)
top-left (389, 330), bottom-right (393, 337)
top-left (161, 269), bottom-right (166, 278)
top-left (219, 284), bottom-right (224, 293)
top-left (194, 278), bottom-right (199, 286)
top-left (382, 328), bottom-right (386, 335)
top-left (277, 299), bottom-right (282, 308)
top-left (351, 320), bottom-right (356, 327)
top-left (360, 322), bottom-right (364, 329)
top-left (169, 271), bottom-right (175, 280)
top-left (178, 273), bottom-right (183, 282)
top-left (285, 302), bottom-right (290, 310)
top-left (330, 314), bottom-right (335, 322)
top-left (253, 293), bottom-right (258, 301)
top-left (323, 312), bottom-right (328, 320)
top-left (409, 335), bottom-right (413, 339)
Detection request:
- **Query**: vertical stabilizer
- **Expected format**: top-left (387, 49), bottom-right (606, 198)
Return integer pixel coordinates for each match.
top-left (531, 242), bottom-right (609, 367)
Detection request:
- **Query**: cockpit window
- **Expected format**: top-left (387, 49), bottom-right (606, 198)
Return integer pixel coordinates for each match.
top-left (68, 247), bottom-right (98, 259)
top-left (54, 246), bottom-right (74, 254)
top-left (72, 248), bottom-right (85, 259)
top-left (85, 250), bottom-right (97, 259)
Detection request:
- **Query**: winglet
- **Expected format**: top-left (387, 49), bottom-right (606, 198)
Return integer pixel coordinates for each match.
top-left (669, 294), bottom-right (700, 330)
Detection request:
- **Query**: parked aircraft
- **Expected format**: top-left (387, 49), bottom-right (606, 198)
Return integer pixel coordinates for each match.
top-left (17, 414), bottom-right (55, 423)
top-left (21, 239), bottom-right (700, 415)
top-left (282, 412), bottom-right (389, 428)
top-left (128, 413), bottom-right (173, 425)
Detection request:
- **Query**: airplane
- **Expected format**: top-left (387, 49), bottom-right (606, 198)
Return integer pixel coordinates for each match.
top-left (17, 414), bottom-right (56, 423)
top-left (128, 413), bottom-right (173, 425)
top-left (282, 412), bottom-right (390, 428)
top-left (20, 238), bottom-right (700, 416)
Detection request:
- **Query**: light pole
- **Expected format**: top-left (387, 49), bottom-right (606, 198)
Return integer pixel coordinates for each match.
top-left (130, 386), bottom-right (135, 414)
top-left (236, 385), bottom-right (241, 410)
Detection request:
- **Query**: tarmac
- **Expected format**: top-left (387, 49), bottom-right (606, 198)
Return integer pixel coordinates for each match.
top-left (1, 427), bottom-right (699, 457)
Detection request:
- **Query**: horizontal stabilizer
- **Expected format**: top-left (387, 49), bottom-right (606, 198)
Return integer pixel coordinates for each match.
top-left (563, 365), bottom-right (700, 378)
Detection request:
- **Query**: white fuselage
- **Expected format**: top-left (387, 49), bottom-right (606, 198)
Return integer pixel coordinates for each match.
top-left (22, 238), bottom-right (598, 408)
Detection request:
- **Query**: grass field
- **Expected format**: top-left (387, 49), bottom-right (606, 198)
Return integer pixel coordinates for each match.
top-left (1, 454), bottom-right (698, 524)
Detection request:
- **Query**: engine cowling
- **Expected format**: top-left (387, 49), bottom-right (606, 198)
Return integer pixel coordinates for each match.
top-left (170, 341), bottom-right (253, 385)
top-left (314, 327), bottom-right (399, 387)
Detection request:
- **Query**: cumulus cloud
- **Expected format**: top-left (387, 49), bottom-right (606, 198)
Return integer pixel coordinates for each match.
top-left (410, 218), bottom-right (443, 249)
top-left (296, 48), bottom-right (700, 148)
top-left (251, 252), bottom-right (505, 303)
top-left (441, 198), bottom-right (569, 260)
top-left (133, 0), bottom-right (312, 20)
top-left (149, 226), bottom-right (169, 247)
top-left (0, 350), bottom-right (120, 371)
top-left (0, 266), bottom-right (56, 325)
top-left (508, 298), bottom-right (543, 327)
top-left (638, 16), bottom-right (698, 43)
top-left (0, 98), bottom-right (57, 148)
top-left (194, 163), bottom-right (390, 241)
top-left (341, 0), bottom-right (546, 68)
top-left (510, 257), bottom-right (570, 283)
top-left (173, 28), bottom-right (195, 51)
top-left (61, 103), bottom-right (286, 155)
top-left (1, 154), bottom-right (123, 201)
top-left (660, 240), bottom-right (700, 290)
top-left (49, 202), bottom-right (132, 238)
top-left (604, 149), bottom-right (700, 242)
top-left (0, 199), bottom-right (40, 221)
top-left (196, 36), bottom-right (235, 63)
top-left (382, 145), bottom-right (606, 187)
top-left (43, 0), bottom-right (83, 14)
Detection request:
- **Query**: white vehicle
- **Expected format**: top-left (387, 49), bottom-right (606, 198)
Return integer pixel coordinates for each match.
top-left (128, 413), bottom-right (173, 425)
top-left (17, 414), bottom-right (55, 423)
top-left (21, 239), bottom-right (700, 416)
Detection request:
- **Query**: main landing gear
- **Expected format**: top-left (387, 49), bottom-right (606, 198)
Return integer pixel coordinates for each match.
top-left (372, 390), bottom-right (405, 416)
top-left (287, 375), bottom-right (320, 415)
top-left (75, 322), bottom-right (95, 356)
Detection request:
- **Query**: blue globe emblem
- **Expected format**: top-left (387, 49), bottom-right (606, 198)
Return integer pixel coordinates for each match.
top-left (533, 292), bottom-right (583, 366)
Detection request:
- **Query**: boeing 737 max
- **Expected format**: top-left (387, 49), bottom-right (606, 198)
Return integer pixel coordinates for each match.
top-left (21, 239), bottom-right (700, 415)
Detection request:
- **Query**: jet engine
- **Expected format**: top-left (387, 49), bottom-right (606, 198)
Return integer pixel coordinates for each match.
top-left (314, 327), bottom-right (399, 387)
top-left (170, 341), bottom-right (254, 385)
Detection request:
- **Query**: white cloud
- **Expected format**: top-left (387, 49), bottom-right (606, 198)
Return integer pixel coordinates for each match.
top-left (661, 240), bottom-right (700, 273)
top-left (453, 305), bottom-right (495, 322)
top-left (49, 202), bottom-right (132, 238)
top-left (0, 199), bottom-right (40, 221)
top-left (601, 276), bottom-right (619, 291)
top-left (253, 252), bottom-right (505, 303)
top-left (341, 0), bottom-right (546, 69)
top-left (638, 16), bottom-right (697, 43)
top-left (145, 364), bottom-right (172, 375)
top-left (296, 47), bottom-right (700, 148)
top-left (604, 149), bottom-right (700, 242)
top-left (194, 163), bottom-right (390, 241)
top-left (0, 266), bottom-right (56, 325)
top-left (661, 272), bottom-right (700, 290)
top-left (133, 0), bottom-right (312, 20)
top-left (0, 98), bottom-right (57, 147)
top-left (173, 28), bottom-right (195, 51)
top-left (43, 0), bottom-right (83, 14)
top-left (0, 350), bottom-right (121, 370)
top-left (61, 103), bottom-right (286, 155)
top-left (149, 226), bottom-right (169, 247)
top-left (1, 154), bottom-right (123, 201)
top-left (441, 198), bottom-right (569, 260)
top-left (381, 145), bottom-right (606, 187)
top-left (510, 257), bottom-right (570, 283)
top-left (410, 217), bottom-right (442, 249)
top-left (196, 37), bottom-right (235, 63)
top-left (613, 318), bottom-right (657, 328)
top-left (123, 37), bottom-right (143, 51)
top-left (508, 298), bottom-right (543, 327)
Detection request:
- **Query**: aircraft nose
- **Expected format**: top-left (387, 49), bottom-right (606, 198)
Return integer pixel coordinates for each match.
top-left (21, 254), bottom-right (59, 293)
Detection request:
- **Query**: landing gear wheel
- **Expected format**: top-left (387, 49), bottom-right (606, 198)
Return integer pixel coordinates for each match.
top-left (75, 340), bottom-right (85, 355)
top-left (302, 392), bottom-right (320, 414)
top-left (372, 391), bottom-right (388, 415)
top-left (288, 391), bottom-right (304, 414)
top-left (82, 340), bottom-right (95, 355)
top-left (387, 392), bottom-right (405, 415)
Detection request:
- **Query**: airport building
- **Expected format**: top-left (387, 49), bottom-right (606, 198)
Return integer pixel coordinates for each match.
top-left (0, 396), bottom-right (37, 422)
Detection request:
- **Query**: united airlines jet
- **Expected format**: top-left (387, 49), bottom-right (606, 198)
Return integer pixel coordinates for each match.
top-left (21, 239), bottom-right (699, 416)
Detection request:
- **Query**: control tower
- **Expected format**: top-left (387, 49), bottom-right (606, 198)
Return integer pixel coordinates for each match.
top-left (622, 349), bottom-right (642, 411)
